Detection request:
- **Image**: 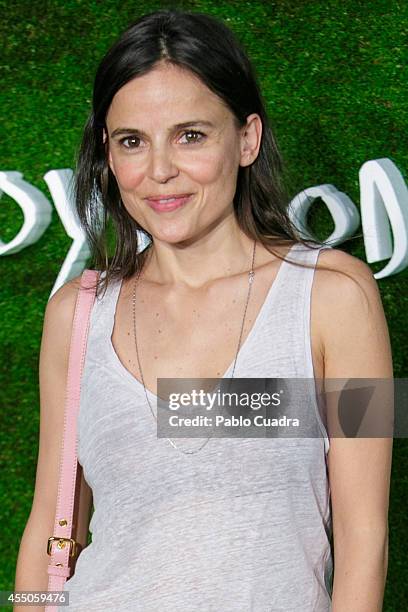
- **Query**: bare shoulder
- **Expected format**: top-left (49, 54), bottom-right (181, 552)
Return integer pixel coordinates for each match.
top-left (312, 247), bottom-right (392, 378)
top-left (314, 249), bottom-right (380, 313)
top-left (39, 274), bottom-right (87, 380)
top-left (45, 274), bottom-right (83, 324)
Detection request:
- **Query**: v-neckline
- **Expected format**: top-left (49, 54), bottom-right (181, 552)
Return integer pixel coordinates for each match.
top-left (107, 243), bottom-right (298, 401)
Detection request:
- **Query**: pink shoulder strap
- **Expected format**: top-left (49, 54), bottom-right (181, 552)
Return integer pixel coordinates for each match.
top-left (45, 269), bottom-right (99, 611)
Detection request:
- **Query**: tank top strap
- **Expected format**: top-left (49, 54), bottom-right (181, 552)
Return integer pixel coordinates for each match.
top-left (87, 270), bottom-right (123, 350)
top-left (276, 242), bottom-right (332, 376)
top-left (275, 242), bottom-right (332, 455)
top-left (285, 241), bottom-right (332, 278)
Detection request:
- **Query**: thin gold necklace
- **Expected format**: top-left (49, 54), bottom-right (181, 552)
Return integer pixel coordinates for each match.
top-left (132, 239), bottom-right (257, 455)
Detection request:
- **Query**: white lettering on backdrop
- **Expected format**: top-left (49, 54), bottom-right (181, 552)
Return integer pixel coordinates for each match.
top-left (0, 158), bottom-right (407, 299)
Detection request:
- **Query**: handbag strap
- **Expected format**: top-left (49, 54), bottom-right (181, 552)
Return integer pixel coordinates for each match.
top-left (45, 269), bottom-right (99, 610)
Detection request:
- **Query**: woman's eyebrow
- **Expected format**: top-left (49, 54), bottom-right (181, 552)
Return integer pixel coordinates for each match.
top-left (110, 120), bottom-right (215, 139)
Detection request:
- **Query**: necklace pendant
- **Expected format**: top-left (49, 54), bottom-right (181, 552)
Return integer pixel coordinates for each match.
top-left (248, 270), bottom-right (254, 284)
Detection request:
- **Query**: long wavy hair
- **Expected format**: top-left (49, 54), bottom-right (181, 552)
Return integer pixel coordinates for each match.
top-left (74, 8), bottom-right (354, 298)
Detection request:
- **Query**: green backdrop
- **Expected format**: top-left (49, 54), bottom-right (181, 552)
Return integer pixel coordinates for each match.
top-left (1, 1), bottom-right (407, 610)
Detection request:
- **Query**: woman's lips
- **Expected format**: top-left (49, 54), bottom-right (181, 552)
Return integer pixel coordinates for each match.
top-left (146, 194), bottom-right (193, 212)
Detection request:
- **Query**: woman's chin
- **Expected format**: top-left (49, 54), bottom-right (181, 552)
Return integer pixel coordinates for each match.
top-left (147, 226), bottom-right (198, 245)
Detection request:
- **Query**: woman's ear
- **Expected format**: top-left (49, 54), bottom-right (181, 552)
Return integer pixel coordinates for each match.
top-left (239, 113), bottom-right (262, 167)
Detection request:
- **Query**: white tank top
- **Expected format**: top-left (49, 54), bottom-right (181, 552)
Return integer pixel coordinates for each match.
top-left (63, 241), bottom-right (333, 611)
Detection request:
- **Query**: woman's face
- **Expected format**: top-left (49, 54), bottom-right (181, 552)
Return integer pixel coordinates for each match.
top-left (104, 61), bottom-right (261, 245)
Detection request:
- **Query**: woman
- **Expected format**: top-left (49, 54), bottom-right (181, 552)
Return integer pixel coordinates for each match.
top-left (15, 9), bottom-right (393, 612)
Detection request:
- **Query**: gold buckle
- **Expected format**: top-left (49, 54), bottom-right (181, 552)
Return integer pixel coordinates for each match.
top-left (47, 536), bottom-right (77, 557)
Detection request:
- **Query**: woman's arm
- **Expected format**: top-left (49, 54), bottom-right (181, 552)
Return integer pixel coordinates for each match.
top-left (315, 249), bottom-right (393, 612)
top-left (14, 276), bottom-right (94, 612)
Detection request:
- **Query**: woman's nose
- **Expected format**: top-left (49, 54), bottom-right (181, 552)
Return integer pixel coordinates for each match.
top-left (148, 144), bottom-right (179, 183)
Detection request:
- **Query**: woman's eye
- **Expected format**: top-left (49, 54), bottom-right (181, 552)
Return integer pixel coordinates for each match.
top-left (119, 136), bottom-right (141, 149)
top-left (180, 130), bottom-right (205, 144)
